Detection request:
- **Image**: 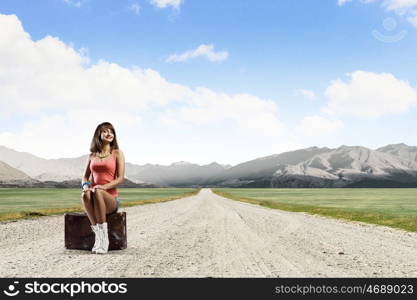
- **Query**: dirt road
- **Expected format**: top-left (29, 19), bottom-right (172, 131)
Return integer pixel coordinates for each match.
top-left (1, 188), bottom-right (416, 277)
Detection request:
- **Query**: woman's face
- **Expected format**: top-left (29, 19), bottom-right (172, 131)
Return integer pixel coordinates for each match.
top-left (100, 128), bottom-right (114, 143)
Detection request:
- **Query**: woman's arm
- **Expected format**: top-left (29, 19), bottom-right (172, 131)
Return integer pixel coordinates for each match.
top-left (101, 149), bottom-right (125, 190)
top-left (81, 154), bottom-right (93, 190)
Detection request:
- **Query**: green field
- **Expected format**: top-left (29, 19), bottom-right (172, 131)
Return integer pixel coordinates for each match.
top-left (212, 188), bottom-right (417, 232)
top-left (0, 188), bottom-right (199, 221)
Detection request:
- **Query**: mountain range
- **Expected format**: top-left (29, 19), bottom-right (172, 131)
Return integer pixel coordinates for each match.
top-left (1, 144), bottom-right (416, 188)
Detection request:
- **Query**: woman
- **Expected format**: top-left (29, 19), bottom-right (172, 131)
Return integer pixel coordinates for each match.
top-left (81, 122), bottom-right (125, 254)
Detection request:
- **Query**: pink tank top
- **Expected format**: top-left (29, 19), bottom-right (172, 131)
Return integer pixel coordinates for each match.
top-left (90, 150), bottom-right (118, 197)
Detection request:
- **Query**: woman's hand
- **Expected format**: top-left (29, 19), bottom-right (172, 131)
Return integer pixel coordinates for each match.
top-left (82, 184), bottom-right (91, 192)
top-left (81, 186), bottom-right (92, 197)
top-left (92, 185), bottom-right (106, 192)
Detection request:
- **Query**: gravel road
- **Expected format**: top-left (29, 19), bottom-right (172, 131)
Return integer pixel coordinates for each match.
top-left (1, 188), bottom-right (416, 277)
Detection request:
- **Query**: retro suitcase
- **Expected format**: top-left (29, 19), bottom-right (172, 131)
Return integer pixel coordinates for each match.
top-left (64, 212), bottom-right (127, 250)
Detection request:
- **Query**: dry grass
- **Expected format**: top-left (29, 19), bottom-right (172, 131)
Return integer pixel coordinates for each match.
top-left (0, 189), bottom-right (200, 222)
top-left (213, 189), bottom-right (417, 233)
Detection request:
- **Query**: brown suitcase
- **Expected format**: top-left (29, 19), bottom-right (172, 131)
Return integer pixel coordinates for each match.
top-left (64, 211), bottom-right (127, 250)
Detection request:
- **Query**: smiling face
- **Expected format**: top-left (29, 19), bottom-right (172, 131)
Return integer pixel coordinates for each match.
top-left (90, 122), bottom-right (119, 154)
top-left (100, 127), bottom-right (114, 143)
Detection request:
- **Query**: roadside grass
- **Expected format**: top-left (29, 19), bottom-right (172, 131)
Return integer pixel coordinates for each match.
top-left (212, 188), bottom-right (417, 233)
top-left (0, 188), bottom-right (200, 222)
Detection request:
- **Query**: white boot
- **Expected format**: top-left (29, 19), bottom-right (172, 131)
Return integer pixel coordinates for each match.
top-left (90, 224), bottom-right (100, 253)
top-left (96, 222), bottom-right (109, 254)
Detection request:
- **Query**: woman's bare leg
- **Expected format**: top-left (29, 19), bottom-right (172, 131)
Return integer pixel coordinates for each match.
top-left (81, 190), bottom-right (97, 225)
top-left (92, 189), bottom-right (117, 224)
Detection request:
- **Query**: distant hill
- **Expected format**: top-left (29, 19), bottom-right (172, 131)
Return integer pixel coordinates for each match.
top-left (0, 145), bottom-right (156, 185)
top-left (269, 145), bottom-right (417, 188)
top-left (0, 145), bottom-right (86, 180)
top-left (0, 145), bottom-right (232, 187)
top-left (0, 160), bottom-right (40, 186)
top-left (1, 143), bottom-right (416, 188)
top-left (376, 143), bottom-right (417, 167)
top-left (205, 144), bottom-right (417, 188)
top-left (0, 160), bottom-right (30, 181)
top-left (44, 178), bottom-right (159, 188)
top-left (204, 146), bottom-right (331, 186)
top-left (127, 161), bottom-right (232, 187)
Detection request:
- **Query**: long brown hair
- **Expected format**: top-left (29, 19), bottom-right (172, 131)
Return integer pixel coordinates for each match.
top-left (89, 122), bottom-right (119, 154)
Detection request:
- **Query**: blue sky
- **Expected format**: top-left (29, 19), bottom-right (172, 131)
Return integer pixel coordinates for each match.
top-left (0, 0), bottom-right (416, 165)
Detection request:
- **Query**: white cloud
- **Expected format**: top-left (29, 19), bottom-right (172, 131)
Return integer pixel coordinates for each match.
top-left (338, 0), bottom-right (353, 6)
top-left (0, 110), bottom-right (142, 159)
top-left (407, 9), bottom-right (417, 26)
top-left (159, 87), bottom-right (286, 137)
top-left (0, 13), bottom-right (285, 162)
top-left (63, 0), bottom-right (85, 7)
top-left (129, 3), bottom-right (141, 15)
top-left (296, 89), bottom-right (317, 100)
top-left (339, 0), bottom-right (417, 9)
top-left (323, 70), bottom-right (417, 117)
top-left (0, 15), bottom-right (191, 114)
top-left (342, 0), bottom-right (417, 26)
top-left (149, 0), bottom-right (182, 9)
top-left (297, 116), bottom-right (343, 137)
top-left (383, 0), bottom-right (417, 11)
top-left (166, 44), bottom-right (229, 63)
